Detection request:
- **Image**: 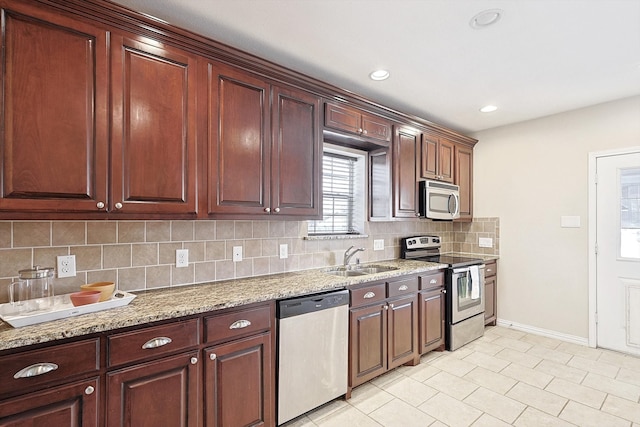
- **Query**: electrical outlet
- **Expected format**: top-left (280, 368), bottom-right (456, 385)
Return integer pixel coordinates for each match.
top-left (233, 246), bottom-right (243, 262)
top-left (478, 237), bottom-right (493, 248)
top-left (57, 255), bottom-right (76, 278)
top-left (373, 239), bottom-right (385, 251)
top-left (176, 249), bottom-right (189, 268)
top-left (279, 244), bottom-right (288, 259)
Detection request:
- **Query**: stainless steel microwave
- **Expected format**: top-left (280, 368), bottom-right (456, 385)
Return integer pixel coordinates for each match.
top-left (419, 180), bottom-right (460, 220)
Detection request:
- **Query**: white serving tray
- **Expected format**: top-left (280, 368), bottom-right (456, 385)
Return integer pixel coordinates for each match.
top-left (0, 291), bottom-right (136, 328)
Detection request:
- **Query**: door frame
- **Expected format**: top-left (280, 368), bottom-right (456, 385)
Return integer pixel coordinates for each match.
top-left (588, 146), bottom-right (640, 348)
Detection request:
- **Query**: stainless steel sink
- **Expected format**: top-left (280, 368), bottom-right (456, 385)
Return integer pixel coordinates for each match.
top-left (324, 265), bottom-right (399, 277)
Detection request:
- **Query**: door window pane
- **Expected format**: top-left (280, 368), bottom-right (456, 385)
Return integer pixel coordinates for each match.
top-left (621, 168), bottom-right (640, 259)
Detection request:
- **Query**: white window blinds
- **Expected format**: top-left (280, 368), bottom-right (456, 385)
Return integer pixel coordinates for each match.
top-left (308, 152), bottom-right (358, 235)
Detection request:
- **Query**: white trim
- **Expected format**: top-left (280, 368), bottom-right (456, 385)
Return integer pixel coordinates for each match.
top-left (496, 318), bottom-right (588, 346)
top-left (588, 146), bottom-right (640, 349)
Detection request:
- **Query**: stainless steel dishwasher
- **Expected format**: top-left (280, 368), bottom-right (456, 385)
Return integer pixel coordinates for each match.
top-left (277, 289), bottom-right (349, 425)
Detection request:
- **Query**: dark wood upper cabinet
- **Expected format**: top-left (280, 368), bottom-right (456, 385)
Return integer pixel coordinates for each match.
top-left (0, 3), bottom-right (109, 213)
top-left (421, 134), bottom-right (454, 183)
top-left (393, 126), bottom-right (420, 218)
top-left (205, 62), bottom-right (321, 218)
top-left (110, 33), bottom-right (198, 215)
top-left (324, 102), bottom-right (392, 145)
top-left (455, 144), bottom-right (473, 221)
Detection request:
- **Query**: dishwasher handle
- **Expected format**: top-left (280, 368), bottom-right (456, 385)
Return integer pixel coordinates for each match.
top-left (277, 290), bottom-right (349, 319)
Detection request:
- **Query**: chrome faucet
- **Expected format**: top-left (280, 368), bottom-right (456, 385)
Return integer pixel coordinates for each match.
top-left (344, 245), bottom-right (366, 266)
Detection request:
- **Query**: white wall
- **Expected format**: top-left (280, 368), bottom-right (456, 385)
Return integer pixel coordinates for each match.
top-left (472, 95), bottom-right (640, 339)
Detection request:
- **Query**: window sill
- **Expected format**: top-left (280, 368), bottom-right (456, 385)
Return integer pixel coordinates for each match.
top-left (305, 234), bottom-right (369, 241)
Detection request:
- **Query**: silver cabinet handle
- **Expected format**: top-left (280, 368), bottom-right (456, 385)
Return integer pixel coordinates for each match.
top-left (96, 201), bottom-right (105, 209)
top-left (274, 207), bottom-right (280, 213)
top-left (398, 285), bottom-right (408, 291)
top-left (362, 129), bottom-right (368, 135)
top-left (210, 353), bottom-right (217, 361)
top-left (364, 292), bottom-right (375, 299)
top-left (442, 289), bottom-right (447, 293)
top-left (190, 357), bottom-right (198, 365)
top-left (229, 319), bottom-right (251, 329)
top-left (415, 212), bottom-right (420, 217)
top-left (390, 303), bottom-right (394, 309)
top-left (14, 362), bottom-right (58, 379)
top-left (358, 127), bottom-right (363, 133)
top-left (487, 268), bottom-right (492, 273)
top-left (384, 304), bottom-right (389, 310)
top-left (142, 336), bottom-right (172, 349)
top-left (85, 385), bottom-right (95, 395)
top-left (264, 207), bottom-right (271, 213)
top-left (115, 202), bottom-right (123, 209)
top-left (430, 279), bottom-right (437, 284)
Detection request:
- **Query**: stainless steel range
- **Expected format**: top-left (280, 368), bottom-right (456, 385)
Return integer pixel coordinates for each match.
top-left (401, 235), bottom-right (485, 351)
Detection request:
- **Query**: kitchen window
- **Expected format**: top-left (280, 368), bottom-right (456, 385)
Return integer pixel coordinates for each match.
top-left (308, 147), bottom-right (365, 235)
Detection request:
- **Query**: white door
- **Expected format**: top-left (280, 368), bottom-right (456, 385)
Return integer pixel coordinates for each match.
top-left (596, 152), bottom-right (640, 355)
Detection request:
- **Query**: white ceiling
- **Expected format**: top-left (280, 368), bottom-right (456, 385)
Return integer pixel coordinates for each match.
top-left (111, 0), bottom-right (640, 135)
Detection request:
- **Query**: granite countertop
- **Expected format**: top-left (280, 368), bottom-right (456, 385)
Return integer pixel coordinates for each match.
top-left (0, 259), bottom-right (450, 352)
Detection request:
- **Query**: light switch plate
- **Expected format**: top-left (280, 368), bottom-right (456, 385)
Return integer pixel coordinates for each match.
top-left (279, 244), bottom-right (288, 259)
top-left (373, 239), bottom-right (385, 251)
top-left (561, 216), bottom-right (581, 228)
top-left (478, 237), bottom-right (493, 248)
top-left (57, 255), bottom-right (76, 278)
top-left (233, 246), bottom-right (243, 262)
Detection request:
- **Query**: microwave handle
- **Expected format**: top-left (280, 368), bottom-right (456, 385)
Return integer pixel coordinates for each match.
top-left (449, 193), bottom-right (460, 217)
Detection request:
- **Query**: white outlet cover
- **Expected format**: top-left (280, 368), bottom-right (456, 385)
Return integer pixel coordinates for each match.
top-left (233, 246), bottom-right (243, 262)
top-left (373, 239), bottom-right (384, 251)
top-left (57, 255), bottom-right (77, 278)
top-left (279, 244), bottom-right (288, 259)
top-left (478, 237), bottom-right (493, 248)
top-left (176, 249), bottom-right (189, 268)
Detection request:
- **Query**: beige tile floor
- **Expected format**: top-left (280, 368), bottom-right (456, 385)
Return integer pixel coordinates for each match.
top-left (282, 326), bottom-right (640, 427)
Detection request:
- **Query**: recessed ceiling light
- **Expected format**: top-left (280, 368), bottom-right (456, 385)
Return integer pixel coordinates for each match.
top-left (480, 105), bottom-right (498, 113)
top-left (370, 70), bottom-right (390, 81)
top-left (470, 9), bottom-right (503, 29)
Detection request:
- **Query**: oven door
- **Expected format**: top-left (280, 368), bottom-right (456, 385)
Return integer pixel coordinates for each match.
top-left (450, 265), bottom-right (485, 324)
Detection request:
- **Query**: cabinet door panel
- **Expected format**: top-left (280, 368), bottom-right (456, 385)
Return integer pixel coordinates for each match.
top-left (204, 333), bottom-right (273, 427)
top-left (393, 126), bottom-right (419, 218)
top-left (438, 139), bottom-right (455, 183)
top-left (369, 149), bottom-right (392, 220)
top-left (0, 378), bottom-right (99, 427)
top-left (484, 275), bottom-right (496, 325)
top-left (349, 304), bottom-right (387, 388)
top-left (420, 288), bottom-right (445, 353)
top-left (0, 5), bottom-right (108, 212)
top-left (272, 86), bottom-right (321, 217)
top-left (111, 34), bottom-right (198, 215)
top-left (455, 145), bottom-right (473, 220)
top-left (421, 134), bottom-right (438, 179)
top-left (361, 112), bottom-right (392, 144)
top-left (324, 102), bottom-right (361, 135)
top-left (106, 351), bottom-right (199, 427)
top-left (387, 295), bottom-right (418, 369)
top-left (207, 63), bottom-right (270, 215)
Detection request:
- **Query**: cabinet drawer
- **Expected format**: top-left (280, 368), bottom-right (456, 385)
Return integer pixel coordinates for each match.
top-left (419, 271), bottom-right (445, 290)
top-left (485, 261), bottom-right (497, 278)
top-left (0, 338), bottom-right (99, 397)
top-left (107, 318), bottom-right (200, 367)
top-left (204, 304), bottom-right (272, 344)
top-left (350, 283), bottom-right (386, 308)
top-left (387, 277), bottom-right (419, 298)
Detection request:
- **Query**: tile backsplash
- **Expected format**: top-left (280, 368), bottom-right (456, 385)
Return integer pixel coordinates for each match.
top-left (0, 217), bottom-right (499, 302)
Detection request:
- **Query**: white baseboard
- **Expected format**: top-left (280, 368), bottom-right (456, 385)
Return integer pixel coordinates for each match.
top-left (495, 318), bottom-right (589, 347)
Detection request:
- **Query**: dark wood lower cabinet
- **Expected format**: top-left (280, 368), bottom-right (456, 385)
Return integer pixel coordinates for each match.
top-left (349, 303), bottom-right (388, 388)
top-left (0, 378), bottom-right (99, 427)
top-left (419, 288), bottom-right (446, 353)
top-left (106, 351), bottom-right (200, 427)
top-left (484, 260), bottom-right (498, 326)
top-left (204, 332), bottom-right (273, 427)
top-left (387, 294), bottom-right (419, 369)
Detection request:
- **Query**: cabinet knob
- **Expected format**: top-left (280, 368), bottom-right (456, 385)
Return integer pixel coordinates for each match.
top-left (96, 201), bottom-right (105, 209)
top-left (85, 385), bottom-right (95, 395)
top-left (390, 303), bottom-right (394, 309)
top-left (398, 285), bottom-right (408, 291)
top-left (210, 353), bottom-right (217, 361)
top-left (264, 207), bottom-right (271, 213)
top-left (384, 304), bottom-right (389, 310)
top-left (190, 357), bottom-right (198, 365)
top-left (362, 129), bottom-right (368, 135)
top-left (358, 128), bottom-right (363, 133)
top-left (115, 202), bottom-right (123, 209)
top-left (430, 279), bottom-right (437, 284)
top-left (274, 207), bottom-right (280, 213)
top-left (363, 291), bottom-right (375, 299)
top-left (487, 269), bottom-right (492, 273)
top-left (442, 289), bottom-right (447, 294)
top-left (415, 212), bottom-right (420, 217)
